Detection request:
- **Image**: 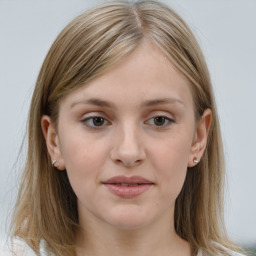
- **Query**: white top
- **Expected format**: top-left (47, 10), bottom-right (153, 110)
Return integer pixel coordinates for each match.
top-left (0, 240), bottom-right (246, 256)
top-left (0, 240), bottom-right (47, 256)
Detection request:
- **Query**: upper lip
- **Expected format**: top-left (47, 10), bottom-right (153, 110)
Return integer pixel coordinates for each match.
top-left (103, 175), bottom-right (154, 184)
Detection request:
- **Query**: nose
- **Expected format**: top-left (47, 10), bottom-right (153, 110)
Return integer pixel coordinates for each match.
top-left (110, 123), bottom-right (146, 167)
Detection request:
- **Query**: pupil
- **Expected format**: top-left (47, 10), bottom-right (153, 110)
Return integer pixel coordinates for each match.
top-left (154, 117), bottom-right (165, 126)
top-left (93, 117), bottom-right (104, 126)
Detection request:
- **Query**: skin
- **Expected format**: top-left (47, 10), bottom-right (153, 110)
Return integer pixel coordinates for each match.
top-left (42, 41), bottom-right (211, 256)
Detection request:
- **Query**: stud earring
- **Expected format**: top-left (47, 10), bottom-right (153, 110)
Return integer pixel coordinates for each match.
top-left (193, 157), bottom-right (199, 164)
top-left (52, 160), bottom-right (59, 167)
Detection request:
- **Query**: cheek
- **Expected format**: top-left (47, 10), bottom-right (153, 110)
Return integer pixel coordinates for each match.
top-left (59, 124), bottom-right (106, 167)
top-left (58, 132), bottom-right (108, 191)
top-left (149, 133), bottom-right (192, 194)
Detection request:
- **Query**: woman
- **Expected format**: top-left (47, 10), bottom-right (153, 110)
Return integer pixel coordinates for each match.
top-left (8, 0), bottom-right (246, 255)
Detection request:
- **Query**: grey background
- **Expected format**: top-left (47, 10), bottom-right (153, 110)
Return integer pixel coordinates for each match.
top-left (0, 0), bottom-right (255, 247)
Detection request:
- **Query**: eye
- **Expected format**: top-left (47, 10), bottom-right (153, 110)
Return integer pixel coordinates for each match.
top-left (82, 116), bottom-right (108, 128)
top-left (147, 116), bottom-right (174, 127)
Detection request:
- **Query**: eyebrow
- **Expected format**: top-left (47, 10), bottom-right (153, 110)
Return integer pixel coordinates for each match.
top-left (143, 98), bottom-right (184, 107)
top-left (70, 97), bottom-right (184, 109)
top-left (71, 98), bottom-right (115, 108)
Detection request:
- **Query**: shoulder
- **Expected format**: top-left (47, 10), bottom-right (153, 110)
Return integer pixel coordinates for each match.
top-left (198, 249), bottom-right (246, 256)
top-left (215, 242), bottom-right (246, 256)
top-left (0, 239), bottom-right (42, 256)
top-left (197, 242), bottom-right (247, 256)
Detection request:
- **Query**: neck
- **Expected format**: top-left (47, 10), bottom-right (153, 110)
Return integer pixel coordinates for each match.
top-left (76, 210), bottom-right (191, 256)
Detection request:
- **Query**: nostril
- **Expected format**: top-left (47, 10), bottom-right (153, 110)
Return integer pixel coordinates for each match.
top-left (113, 158), bottom-right (142, 167)
top-left (109, 136), bottom-right (146, 167)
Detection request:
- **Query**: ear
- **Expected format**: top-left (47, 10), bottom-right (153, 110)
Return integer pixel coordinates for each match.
top-left (188, 108), bottom-right (212, 167)
top-left (41, 115), bottom-right (66, 170)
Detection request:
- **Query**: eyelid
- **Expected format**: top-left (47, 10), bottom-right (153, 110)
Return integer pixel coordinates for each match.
top-left (80, 111), bottom-right (109, 120)
top-left (146, 110), bottom-right (175, 120)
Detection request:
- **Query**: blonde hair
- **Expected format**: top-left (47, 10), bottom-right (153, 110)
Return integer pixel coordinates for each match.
top-left (10, 1), bottom-right (243, 256)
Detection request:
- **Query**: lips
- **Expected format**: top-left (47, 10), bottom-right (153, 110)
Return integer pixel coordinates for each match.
top-left (102, 176), bottom-right (154, 199)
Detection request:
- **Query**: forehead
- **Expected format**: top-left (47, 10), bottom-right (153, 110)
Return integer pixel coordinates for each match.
top-left (60, 41), bottom-right (194, 111)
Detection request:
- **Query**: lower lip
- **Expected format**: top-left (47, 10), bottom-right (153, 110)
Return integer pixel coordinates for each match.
top-left (104, 184), bottom-right (153, 198)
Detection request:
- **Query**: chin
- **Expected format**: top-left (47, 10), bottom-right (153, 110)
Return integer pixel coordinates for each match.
top-left (108, 219), bottom-right (150, 231)
top-left (105, 205), bottom-right (154, 230)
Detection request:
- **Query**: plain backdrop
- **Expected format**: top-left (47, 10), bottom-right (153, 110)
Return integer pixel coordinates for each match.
top-left (0, 0), bottom-right (255, 246)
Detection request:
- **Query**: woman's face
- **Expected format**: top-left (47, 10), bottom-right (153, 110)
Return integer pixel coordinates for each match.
top-left (43, 41), bottom-right (209, 231)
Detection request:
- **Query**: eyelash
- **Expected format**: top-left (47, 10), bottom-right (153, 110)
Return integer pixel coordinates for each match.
top-left (81, 115), bottom-right (174, 129)
top-left (146, 116), bottom-right (174, 127)
top-left (81, 116), bottom-right (110, 128)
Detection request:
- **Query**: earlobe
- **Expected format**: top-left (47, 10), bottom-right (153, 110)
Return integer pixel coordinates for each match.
top-left (188, 109), bottom-right (212, 167)
top-left (41, 115), bottom-right (66, 170)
